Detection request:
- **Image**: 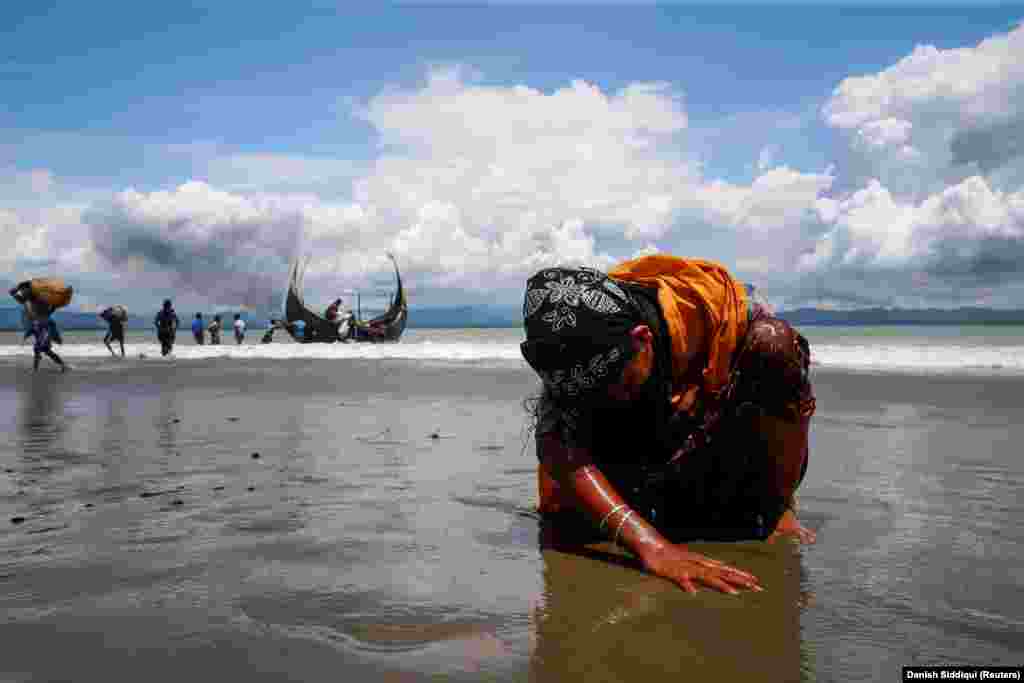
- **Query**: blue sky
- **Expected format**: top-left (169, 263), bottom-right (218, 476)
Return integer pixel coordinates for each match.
top-left (3, 3), bottom-right (1024, 313)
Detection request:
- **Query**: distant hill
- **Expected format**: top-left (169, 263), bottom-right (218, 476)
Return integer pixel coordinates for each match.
top-left (777, 307), bottom-right (1024, 326)
top-left (406, 305), bottom-right (521, 328)
top-left (4, 305), bottom-right (1024, 331)
top-left (406, 305), bottom-right (1024, 328)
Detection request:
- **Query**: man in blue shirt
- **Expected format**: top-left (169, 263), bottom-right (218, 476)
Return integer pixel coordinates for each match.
top-left (191, 313), bottom-right (205, 345)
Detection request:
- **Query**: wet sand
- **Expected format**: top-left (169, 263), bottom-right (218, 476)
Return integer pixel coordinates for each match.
top-left (1, 359), bottom-right (1022, 682)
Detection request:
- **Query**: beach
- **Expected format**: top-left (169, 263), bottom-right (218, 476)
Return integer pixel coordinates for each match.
top-left (1, 331), bottom-right (1023, 682)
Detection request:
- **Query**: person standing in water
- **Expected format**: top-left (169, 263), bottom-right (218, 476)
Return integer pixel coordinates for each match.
top-left (101, 308), bottom-right (126, 357)
top-left (325, 298), bottom-right (343, 322)
top-left (233, 313), bottom-right (246, 344)
top-left (191, 313), bottom-right (205, 345)
top-left (260, 324), bottom-right (275, 344)
top-left (154, 300), bottom-right (180, 357)
top-left (208, 314), bottom-right (222, 345)
top-left (260, 319), bottom-right (289, 344)
top-left (25, 316), bottom-right (67, 372)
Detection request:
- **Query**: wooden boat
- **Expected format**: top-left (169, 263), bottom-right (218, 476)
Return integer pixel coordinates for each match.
top-left (284, 253), bottom-right (407, 343)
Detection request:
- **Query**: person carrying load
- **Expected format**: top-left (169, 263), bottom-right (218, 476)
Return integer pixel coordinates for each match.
top-left (10, 278), bottom-right (73, 372)
top-left (100, 305), bottom-right (128, 357)
top-left (521, 255), bottom-right (816, 595)
top-left (9, 277), bottom-right (73, 320)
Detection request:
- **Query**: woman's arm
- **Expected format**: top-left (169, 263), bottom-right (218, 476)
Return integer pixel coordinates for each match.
top-left (539, 433), bottom-right (763, 594)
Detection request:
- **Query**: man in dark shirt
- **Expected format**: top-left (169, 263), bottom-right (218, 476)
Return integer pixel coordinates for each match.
top-left (101, 307), bottom-right (126, 357)
top-left (154, 300), bottom-right (180, 357)
top-left (26, 317), bottom-right (67, 372)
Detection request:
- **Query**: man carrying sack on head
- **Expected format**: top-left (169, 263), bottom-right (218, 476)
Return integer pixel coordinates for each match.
top-left (521, 255), bottom-right (816, 595)
top-left (9, 278), bottom-right (73, 320)
top-left (9, 278), bottom-right (72, 372)
top-left (100, 305), bottom-right (128, 357)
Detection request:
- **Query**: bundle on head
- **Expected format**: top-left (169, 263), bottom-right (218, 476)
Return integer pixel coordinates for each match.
top-left (29, 278), bottom-right (73, 310)
top-left (101, 305), bottom-right (128, 322)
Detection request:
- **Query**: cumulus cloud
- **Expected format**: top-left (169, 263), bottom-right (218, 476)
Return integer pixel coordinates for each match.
top-left (61, 69), bottom-right (710, 308)
top-left (0, 70), bottom-right (839, 309)
top-left (786, 22), bottom-right (1024, 306)
top-left (822, 22), bottom-right (1024, 199)
top-left (356, 69), bottom-right (696, 250)
top-left (47, 69), bottom-right (835, 308)
top-left (662, 166), bottom-right (834, 280)
top-left (795, 175), bottom-right (1024, 304)
top-left (352, 69), bottom-right (840, 296)
top-left (0, 167), bottom-right (96, 277)
top-left (13, 23), bottom-right (1024, 311)
top-left (85, 182), bottom-right (315, 309)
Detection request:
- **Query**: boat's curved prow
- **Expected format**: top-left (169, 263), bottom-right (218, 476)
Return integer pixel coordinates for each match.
top-left (283, 252), bottom-right (408, 343)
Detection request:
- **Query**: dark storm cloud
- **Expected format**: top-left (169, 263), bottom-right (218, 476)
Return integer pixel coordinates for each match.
top-left (924, 235), bottom-right (1024, 285)
top-left (950, 118), bottom-right (1024, 173)
top-left (83, 189), bottom-right (306, 310)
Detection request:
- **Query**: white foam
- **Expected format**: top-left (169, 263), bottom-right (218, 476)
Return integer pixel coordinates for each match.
top-left (0, 341), bottom-right (526, 363)
top-left (1, 338), bottom-right (1023, 376)
top-left (810, 344), bottom-right (1024, 376)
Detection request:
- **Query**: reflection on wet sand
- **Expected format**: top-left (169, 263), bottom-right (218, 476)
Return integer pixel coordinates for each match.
top-left (17, 373), bottom-right (69, 457)
top-left (11, 375), bottom-right (75, 526)
top-left (1, 356), bottom-right (1022, 681)
top-left (531, 524), bottom-right (811, 682)
top-left (154, 392), bottom-right (181, 459)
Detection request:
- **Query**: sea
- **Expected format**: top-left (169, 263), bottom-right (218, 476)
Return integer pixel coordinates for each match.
top-left (1, 326), bottom-right (1022, 682)
top-left (2, 325), bottom-right (1024, 374)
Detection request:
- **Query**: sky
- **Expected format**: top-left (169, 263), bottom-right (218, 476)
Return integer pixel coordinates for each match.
top-left (3, 2), bottom-right (1024, 314)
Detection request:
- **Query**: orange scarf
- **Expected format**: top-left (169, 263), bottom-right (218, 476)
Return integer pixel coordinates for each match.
top-left (609, 255), bottom-right (749, 414)
top-left (536, 255), bottom-right (749, 514)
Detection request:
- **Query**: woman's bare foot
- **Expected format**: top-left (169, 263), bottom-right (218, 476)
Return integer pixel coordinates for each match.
top-left (768, 508), bottom-right (816, 544)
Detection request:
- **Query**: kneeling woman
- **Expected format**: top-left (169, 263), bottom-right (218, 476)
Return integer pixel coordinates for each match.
top-left (522, 256), bottom-right (816, 594)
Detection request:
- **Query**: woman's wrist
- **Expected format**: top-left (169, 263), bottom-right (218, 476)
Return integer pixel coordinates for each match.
top-left (604, 505), bottom-right (669, 558)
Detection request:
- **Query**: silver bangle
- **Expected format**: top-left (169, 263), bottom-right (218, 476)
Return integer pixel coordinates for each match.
top-left (613, 510), bottom-right (635, 546)
top-left (598, 503), bottom-right (627, 532)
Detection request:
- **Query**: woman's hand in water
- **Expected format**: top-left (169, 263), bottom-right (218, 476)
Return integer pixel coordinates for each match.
top-left (639, 544), bottom-right (763, 595)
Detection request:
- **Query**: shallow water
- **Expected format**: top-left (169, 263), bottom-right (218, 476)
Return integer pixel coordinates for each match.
top-left (1, 359), bottom-right (1022, 681)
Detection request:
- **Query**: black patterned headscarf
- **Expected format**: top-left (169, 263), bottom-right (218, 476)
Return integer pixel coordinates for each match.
top-left (520, 267), bottom-right (642, 400)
